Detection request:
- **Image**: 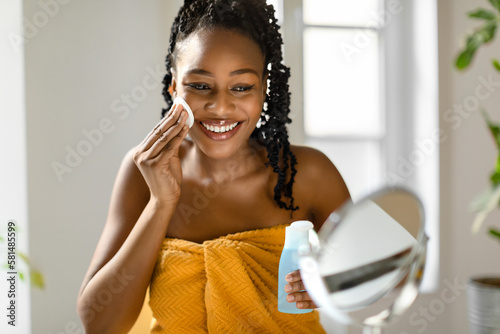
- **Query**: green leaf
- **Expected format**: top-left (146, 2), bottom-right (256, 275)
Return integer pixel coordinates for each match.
top-left (489, 227), bottom-right (500, 241)
top-left (496, 155), bottom-right (500, 173)
top-left (469, 8), bottom-right (497, 20)
top-left (456, 31), bottom-right (487, 69)
top-left (479, 20), bottom-right (498, 43)
top-left (493, 59), bottom-right (500, 71)
top-left (456, 13), bottom-right (499, 70)
top-left (471, 184), bottom-right (500, 233)
top-left (456, 49), bottom-right (475, 69)
top-left (17, 251), bottom-right (30, 265)
top-left (466, 31), bottom-right (483, 49)
top-left (470, 185), bottom-right (500, 211)
top-left (491, 168), bottom-right (500, 185)
top-left (489, 0), bottom-right (500, 12)
top-left (15, 251), bottom-right (44, 289)
top-left (482, 110), bottom-right (500, 149)
top-left (31, 270), bottom-right (45, 289)
top-left (490, 170), bottom-right (500, 186)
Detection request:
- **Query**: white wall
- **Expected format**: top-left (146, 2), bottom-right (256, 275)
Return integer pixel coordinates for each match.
top-left (22, 0), bottom-right (177, 332)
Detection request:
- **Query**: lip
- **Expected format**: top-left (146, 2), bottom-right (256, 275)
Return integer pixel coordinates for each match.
top-left (197, 120), bottom-right (243, 141)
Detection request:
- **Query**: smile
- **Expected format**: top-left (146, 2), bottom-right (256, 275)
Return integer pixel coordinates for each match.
top-left (200, 121), bottom-right (240, 133)
top-left (197, 120), bottom-right (243, 141)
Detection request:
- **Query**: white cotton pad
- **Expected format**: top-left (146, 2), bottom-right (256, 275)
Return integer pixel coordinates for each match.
top-left (173, 97), bottom-right (195, 128)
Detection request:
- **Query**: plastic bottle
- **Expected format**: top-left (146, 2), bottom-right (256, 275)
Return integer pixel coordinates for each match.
top-left (278, 220), bottom-right (314, 313)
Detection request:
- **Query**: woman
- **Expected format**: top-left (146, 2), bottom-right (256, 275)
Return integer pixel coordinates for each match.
top-left (77, 0), bottom-right (350, 333)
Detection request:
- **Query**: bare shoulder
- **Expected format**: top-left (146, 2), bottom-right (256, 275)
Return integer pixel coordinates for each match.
top-left (291, 145), bottom-right (350, 229)
top-left (291, 145), bottom-right (345, 188)
top-left (292, 145), bottom-right (338, 174)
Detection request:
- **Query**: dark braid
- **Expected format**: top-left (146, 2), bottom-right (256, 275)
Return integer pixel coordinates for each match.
top-left (163, 0), bottom-right (299, 214)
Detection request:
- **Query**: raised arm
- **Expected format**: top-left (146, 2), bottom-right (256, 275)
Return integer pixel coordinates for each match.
top-left (77, 105), bottom-right (189, 333)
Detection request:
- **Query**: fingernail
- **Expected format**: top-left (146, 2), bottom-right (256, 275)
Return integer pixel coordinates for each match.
top-left (285, 274), bottom-right (292, 282)
top-left (287, 294), bottom-right (295, 302)
top-left (285, 284), bottom-right (292, 292)
top-left (297, 302), bottom-right (303, 308)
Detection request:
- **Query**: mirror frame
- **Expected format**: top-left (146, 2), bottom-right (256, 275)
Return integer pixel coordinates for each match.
top-left (299, 185), bottom-right (429, 327)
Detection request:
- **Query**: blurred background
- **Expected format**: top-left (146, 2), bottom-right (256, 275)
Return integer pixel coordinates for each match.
top-left (1, 0), bottom-right (499, 333)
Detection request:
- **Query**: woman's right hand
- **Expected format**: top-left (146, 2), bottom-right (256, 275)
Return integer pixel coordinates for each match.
top-left (133, 103), bottom-right (189, 204)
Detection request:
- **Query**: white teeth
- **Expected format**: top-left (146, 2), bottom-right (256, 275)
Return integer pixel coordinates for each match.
top-left (202, 122), bottom-right (239, 133)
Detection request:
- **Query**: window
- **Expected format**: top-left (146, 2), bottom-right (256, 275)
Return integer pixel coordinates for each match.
top-left (302, 0), bottom-right (384, 199)
top-left (276, 0), bottom-right (439, 292)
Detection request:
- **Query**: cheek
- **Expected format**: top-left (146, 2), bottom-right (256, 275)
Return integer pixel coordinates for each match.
top-left (238, 91), bottom-right (265, 117)
top-left (240, 96), bottom-right (263, 118)
top-left (173, 90), bottom-right (207, 116)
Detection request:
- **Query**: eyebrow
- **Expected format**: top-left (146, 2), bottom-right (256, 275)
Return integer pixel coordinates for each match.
top-left (184, 68), bottom-right (260, 77)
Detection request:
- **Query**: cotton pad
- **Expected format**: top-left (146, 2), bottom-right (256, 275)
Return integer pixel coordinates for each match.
top-left (173, 97), bottom-right (195, 128)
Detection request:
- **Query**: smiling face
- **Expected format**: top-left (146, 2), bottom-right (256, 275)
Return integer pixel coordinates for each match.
top-left (171, 28), bottom-right (267, 160)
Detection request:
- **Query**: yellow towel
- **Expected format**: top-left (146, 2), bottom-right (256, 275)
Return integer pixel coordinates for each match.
top-left (149, 224), bottom-right (326, 333)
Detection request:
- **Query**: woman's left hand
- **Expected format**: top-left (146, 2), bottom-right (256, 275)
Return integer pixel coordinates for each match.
top-left (284, 270), bottom-right (318, 309)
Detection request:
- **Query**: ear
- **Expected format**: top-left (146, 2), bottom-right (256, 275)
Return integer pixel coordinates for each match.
top-left (262, 71), bottom-right (269, 97)
top-left (170, 67), bottom-right (177, 98)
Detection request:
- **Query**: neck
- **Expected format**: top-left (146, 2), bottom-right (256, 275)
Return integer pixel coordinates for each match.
top-left (189, 138), bottom-right (267, 182)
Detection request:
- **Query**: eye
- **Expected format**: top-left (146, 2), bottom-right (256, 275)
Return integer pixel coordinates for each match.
top-left (232, 84), bottom-right (255, 92)
top-left (188, 83), bottom-right (210, 90)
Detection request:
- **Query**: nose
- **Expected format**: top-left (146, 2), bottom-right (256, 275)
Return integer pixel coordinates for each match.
top-left (205, 91), bottom-right (235, 117)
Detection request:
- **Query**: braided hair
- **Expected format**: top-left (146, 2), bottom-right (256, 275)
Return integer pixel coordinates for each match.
top-left (162, 0), bottom-right (298, 214)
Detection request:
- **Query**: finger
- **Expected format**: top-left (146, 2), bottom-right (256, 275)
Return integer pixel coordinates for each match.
top-left (139, 105), bottom-right (183, 152)
top-left (140, 102), bottom-right (183, 145)
top-left (284, 280), bottom-right (305, 293)
top-left (141, 111), bottom-right (188, 160)
top-left (160, 123), bottom-right (189, 156)
top-left (286, 291), bottom-right (318, 309)
top-left (142, 110), bottom-right (188, 160)
top-left (286, 296), bottom-right (317, 309)
top-left (286, 290), bottom-right (311, 302)
top-left (149, 104), bottom-right (181, 140)
top-left (296, 300), bottom-right (318, 309)
top-left (285, 270), bottom-right (302, 283)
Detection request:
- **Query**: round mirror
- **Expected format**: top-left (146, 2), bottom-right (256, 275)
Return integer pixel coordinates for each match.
top-left (299, 186), bottom-right (428, 333)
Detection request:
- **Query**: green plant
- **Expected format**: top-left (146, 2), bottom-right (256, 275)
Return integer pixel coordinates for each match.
top-left (0, 233), bottom-right (45, 289)
top-left (455, 0), bottom-right (500, 242)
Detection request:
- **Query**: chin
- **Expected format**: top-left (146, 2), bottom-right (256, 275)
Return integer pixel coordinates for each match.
top-left (196, 142), bottom-right (244, 161)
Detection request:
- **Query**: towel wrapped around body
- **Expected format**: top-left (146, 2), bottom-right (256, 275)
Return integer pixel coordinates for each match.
top-left (149, 224), bottom-right (326, 333)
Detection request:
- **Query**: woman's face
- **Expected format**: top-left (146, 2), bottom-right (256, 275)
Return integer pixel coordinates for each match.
top-left (171, 28), bottom-right (267, 160)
